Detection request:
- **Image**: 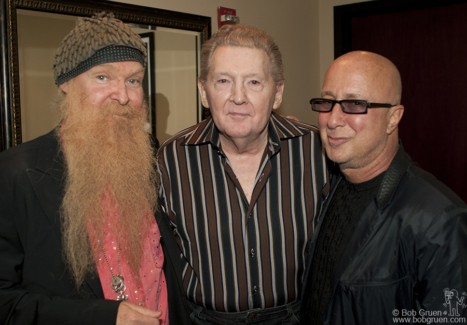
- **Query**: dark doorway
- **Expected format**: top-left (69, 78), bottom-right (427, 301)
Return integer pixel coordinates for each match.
top-left (334, 0), bottom-right (467, 202)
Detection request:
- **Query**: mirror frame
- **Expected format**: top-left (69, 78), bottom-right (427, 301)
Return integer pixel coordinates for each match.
top-left (0, 0), bottom-right (211, 151)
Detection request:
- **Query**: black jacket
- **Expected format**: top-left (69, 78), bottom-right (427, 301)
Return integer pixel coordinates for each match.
top-left (0, 131), bottom-right (191, 324)
top-left (301, 146), bottom-right (467, 324)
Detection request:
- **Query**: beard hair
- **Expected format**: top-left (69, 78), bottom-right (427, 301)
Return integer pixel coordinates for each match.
top-left (58, 88), bottom-right (158, 288)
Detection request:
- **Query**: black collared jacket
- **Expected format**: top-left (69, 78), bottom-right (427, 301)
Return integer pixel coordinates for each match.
top-left (0, 130), bottom-right (190, 325)
top-left (301, 146), bottom-right (467, 324)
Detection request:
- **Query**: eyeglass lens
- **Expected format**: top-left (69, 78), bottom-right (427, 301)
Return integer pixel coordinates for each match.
top-left (311, 99), bottom-right (367, 114)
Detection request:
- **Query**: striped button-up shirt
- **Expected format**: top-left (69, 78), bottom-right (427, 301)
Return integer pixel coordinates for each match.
top-left (158, 113), bottom-right (328, 312)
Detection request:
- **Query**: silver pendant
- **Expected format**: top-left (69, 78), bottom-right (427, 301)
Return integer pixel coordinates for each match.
top-left (111, 275), bottom-right (128, 301)
top-left (111, 275), bottom-right (125, 291)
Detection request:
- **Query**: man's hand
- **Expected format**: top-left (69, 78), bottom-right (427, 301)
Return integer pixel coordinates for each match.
top-left (116, 301), bottom-right (161, 325)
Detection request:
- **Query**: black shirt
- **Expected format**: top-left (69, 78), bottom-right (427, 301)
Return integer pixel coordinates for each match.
top-left (308, 173), bottom-right (384, 324)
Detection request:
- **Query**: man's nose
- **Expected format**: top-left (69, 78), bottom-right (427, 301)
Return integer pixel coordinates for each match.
top-left (110, 81), bottom-right (130, 105)
top-left (230, 83), bottom-right (247, 105)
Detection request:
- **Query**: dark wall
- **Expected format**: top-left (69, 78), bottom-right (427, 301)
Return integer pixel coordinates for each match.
top-left (334, 0), bottom-right (467, 202)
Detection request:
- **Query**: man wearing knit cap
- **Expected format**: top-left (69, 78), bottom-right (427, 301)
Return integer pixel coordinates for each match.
top-left (0, 12), bottom-right (189, 325)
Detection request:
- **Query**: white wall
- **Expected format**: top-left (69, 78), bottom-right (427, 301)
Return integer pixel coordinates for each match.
top-left (13, 0), bottom-right (377, 144)
top-left (318, 0), bottom-right (374, 85)
top-left (111, 0), bottom-right (374, 125)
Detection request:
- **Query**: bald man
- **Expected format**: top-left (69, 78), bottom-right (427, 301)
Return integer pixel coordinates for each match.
top-left (300, 51), bottom-right (467, 324)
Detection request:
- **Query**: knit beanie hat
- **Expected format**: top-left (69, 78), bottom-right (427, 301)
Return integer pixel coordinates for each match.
top-left (53, 12), bottom-right (147, 85)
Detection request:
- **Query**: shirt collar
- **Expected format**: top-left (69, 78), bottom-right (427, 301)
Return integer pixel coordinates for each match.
top-left (183, 112), bottom-right (310, 151)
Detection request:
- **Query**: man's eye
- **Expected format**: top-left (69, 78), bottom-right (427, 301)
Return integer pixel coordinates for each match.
top-left (247, 79), bottom-right (263, 90)
top-left (214, 79), bottom-right (231, 89)
top-left (97, 75), bottom-right (108, 81)
top-left (128, 79), bottom-right (141, 86)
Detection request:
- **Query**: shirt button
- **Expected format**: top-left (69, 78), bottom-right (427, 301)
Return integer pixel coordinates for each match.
top-left (252, 285), bottom-right (258, 294)
top-left (250, 248), bottom-right (256, 258)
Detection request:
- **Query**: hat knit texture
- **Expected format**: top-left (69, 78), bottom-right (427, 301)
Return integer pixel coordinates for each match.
top-left (53, 12), bottom-right (147, 85)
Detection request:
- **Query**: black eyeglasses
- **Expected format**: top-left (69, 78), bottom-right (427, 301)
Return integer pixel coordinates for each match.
top-left (310, 98), bottom-right (396, 114)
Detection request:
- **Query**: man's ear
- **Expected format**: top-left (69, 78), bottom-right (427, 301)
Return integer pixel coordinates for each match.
top-left (197, 80), bottom-right (209, 108)
top-left (59, 81), bottom-right (69, 94)
top-left (272, 81), bottom-right (285, 110)
top-left (387, 104), bottom-right (404, 134)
